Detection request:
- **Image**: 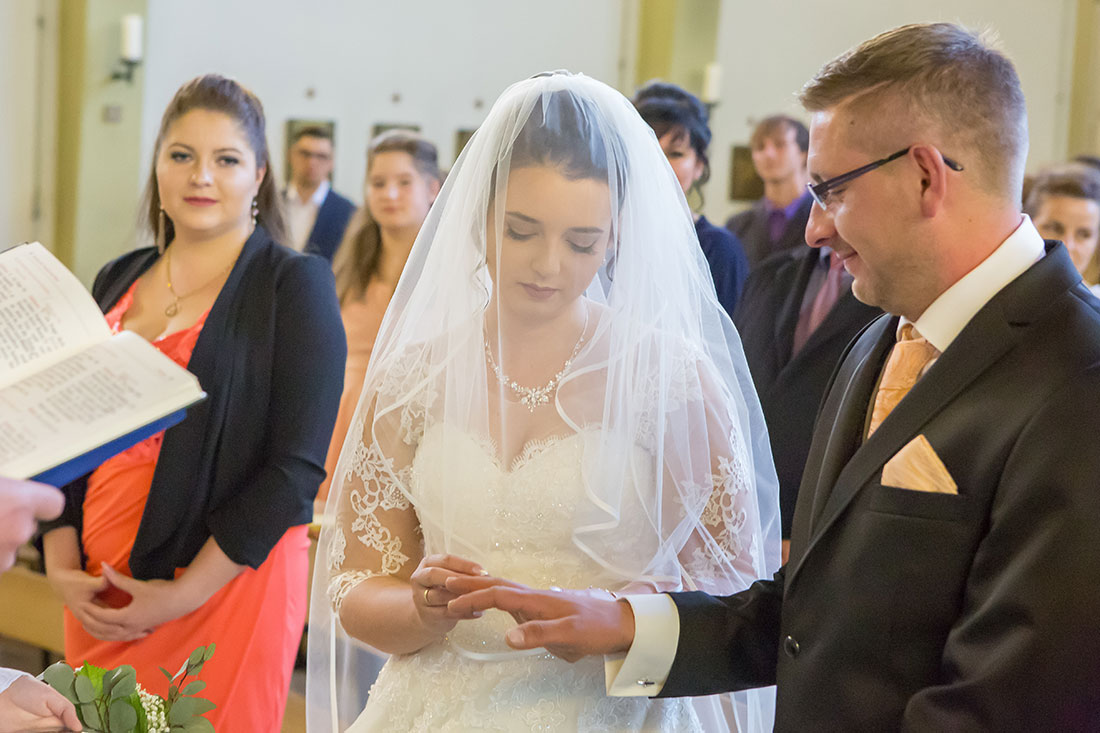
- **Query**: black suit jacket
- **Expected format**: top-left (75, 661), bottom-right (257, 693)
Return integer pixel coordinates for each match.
top-left (734, 247), bottom-right (880, 537)
top-left (304, 188), bottom-right (355, 261)
top-left (725, 194), bottom-right (813, 268)
top-left (45, 227), bottom-right (346, 578)
top-left (663, 242), bottom-right (1100, 731)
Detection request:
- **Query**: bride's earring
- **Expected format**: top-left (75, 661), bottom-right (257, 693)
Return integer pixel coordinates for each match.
top-left (251, 197), bottom-right (259, 227)
top-left (156, 208), bottom-right (167, 255)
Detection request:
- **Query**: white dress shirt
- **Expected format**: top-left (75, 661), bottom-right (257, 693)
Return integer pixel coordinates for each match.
top-left (284, 179), bottom-right (330, 252)
top-left (606, 215), bottom-right (1046, 696)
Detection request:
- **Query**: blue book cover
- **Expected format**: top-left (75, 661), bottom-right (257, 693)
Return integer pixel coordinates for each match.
top-left (30, 405), bottom-right (199, 487)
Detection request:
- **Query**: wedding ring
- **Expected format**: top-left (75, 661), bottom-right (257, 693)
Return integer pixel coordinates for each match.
top-left (549, 585), bottom-right (563, 592)
top-left (423, 587), bottom-right (432, 606)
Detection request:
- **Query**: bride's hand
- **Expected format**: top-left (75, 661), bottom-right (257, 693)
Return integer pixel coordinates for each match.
top-left (410, 554), bottom-right (489, 634)
top-left (445, 575), bottom-right (635, 662)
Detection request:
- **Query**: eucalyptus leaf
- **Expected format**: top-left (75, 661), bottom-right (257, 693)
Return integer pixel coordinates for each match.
top-left (42, 662), bottom-right (75, 695)
top-left (74, 674), bottom-right (97, 703)
top-left (109, 699), bottom-right (138, 730)
top-left (160, 665), bottom-right (174, 681)
top-left (183, 716), bottom-right (215, 733)
top-left (81, 700), bottom-right (102, 728)
top-left (110, 674), bottom-right (137, 699)
top-left (101, 667), bottom-right (117, 694)
top-left (187, 697), bottom-right (215, 715)
top-left (202, 643), bottom-right (215, 661)
top-left (181, 680), bottom-right (206, 695)
top-left (168, 695), bottom-right (200, 724)
top-left (187, 647), bottom-right (204, 668)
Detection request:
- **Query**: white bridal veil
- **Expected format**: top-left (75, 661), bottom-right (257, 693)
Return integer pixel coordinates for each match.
top-left (307, 71), bottom-right (781, 731)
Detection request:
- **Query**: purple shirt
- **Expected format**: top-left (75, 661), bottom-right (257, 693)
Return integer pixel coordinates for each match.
top-left (764, 191), bottom-right (813, 244)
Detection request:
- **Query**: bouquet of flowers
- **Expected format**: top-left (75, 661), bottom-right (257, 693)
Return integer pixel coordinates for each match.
top-left (40, 644), bottom-right (216, 732)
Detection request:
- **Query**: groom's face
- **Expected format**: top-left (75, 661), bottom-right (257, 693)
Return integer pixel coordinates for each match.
top-left (486, 164), bottom-right (611, 321)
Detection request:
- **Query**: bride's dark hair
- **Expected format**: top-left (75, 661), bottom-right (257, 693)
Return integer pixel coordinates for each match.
top-left (509, 89), bottom-right (627, 198)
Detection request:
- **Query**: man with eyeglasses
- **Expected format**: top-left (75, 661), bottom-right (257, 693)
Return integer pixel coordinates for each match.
top-left (284, 125), bottom-right (355, 261)
top-left (449, 22), bottom-right (1100, 731)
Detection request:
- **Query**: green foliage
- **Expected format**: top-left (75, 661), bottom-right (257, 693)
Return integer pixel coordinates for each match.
top-left (38, 645), bottom-right (216, 732)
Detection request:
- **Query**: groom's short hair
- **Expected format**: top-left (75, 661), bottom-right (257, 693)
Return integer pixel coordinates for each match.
top-left (799, 22), bottom-right (1028, 202)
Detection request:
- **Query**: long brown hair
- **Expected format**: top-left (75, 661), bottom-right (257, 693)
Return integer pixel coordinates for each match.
top-left (141, 74), bottom-right (287, 248)
top-left (333, 130), bottom-right (441, 304)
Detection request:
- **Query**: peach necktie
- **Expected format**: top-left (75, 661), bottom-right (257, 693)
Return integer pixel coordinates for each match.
top-left (867, 324), bottom-right (939, 437)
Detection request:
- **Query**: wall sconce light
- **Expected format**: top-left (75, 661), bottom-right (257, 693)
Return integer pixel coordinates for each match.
top-left (110, 14), bottom-right (143, 83)
top-left (701, 62), bottom-right (721, 114)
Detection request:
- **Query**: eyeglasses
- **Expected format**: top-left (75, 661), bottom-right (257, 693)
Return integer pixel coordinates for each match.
top-left (807, 146), bottom-right (964, 211)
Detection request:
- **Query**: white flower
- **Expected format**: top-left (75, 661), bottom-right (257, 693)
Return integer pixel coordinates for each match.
top-left (138, 685), bottom-right (170, 733)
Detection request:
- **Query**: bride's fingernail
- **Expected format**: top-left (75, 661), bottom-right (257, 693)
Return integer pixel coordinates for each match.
top-left (479, 568), bottom-right (490, 576)
top-left (506, 628), bottom-right (524, 646)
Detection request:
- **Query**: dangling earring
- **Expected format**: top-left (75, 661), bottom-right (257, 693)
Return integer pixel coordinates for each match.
top-left (251, 198), bottom-right (259, 227)
top-left (156, 208), bottom-right (167, 255)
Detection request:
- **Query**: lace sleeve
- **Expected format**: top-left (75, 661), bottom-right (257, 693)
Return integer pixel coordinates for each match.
top-left (668, 358), bottom-right (764, 595)
top-left (327, 406), bottom-right (423, 617)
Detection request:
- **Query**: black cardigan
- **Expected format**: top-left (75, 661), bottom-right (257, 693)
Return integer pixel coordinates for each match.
top-left (46, 227), bottom-right (346, 579)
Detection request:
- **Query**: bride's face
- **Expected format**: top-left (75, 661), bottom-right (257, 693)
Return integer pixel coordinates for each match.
top-left (487, 165), bottom-right (612, 321)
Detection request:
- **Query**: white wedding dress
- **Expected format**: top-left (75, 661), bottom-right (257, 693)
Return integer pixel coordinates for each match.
top-left (344, 422), bottom-right (721, 732)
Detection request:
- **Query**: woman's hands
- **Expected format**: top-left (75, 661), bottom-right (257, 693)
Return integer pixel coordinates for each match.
top-left (45, 566), bottom-right (135, 641)
top-left (77, 563), bottom-right (198, 642)
top-left (409, 554), bottom-right (489, 636)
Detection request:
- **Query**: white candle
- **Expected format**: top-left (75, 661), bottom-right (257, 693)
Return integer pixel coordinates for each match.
top-left (702, 62), bottom-right (721, 103)
top-left (121, 14), bottom-right (143, 62)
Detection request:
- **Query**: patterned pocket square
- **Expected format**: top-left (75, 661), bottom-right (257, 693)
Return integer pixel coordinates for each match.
top-left (882, 434), bottom-right (958, 494)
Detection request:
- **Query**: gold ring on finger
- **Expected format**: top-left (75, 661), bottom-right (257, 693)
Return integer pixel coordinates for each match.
top-left (423, 587), bottom-right (432, 606)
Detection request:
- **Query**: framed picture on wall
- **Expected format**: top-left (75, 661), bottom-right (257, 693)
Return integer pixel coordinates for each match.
top-left (370, 122), bottom-right (421, 141)
top-left (454, 128), bottom-right (477, 160)
top-left (285, 119), bottom-right (336, 184)
top-left (729, 144), bottom-right (764, 201)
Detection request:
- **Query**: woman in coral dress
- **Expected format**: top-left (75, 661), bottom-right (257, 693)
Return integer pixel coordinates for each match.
top-left (42, 75), bottom-right (344, 732)
top-left (318, 130), bottom-right (442, 503)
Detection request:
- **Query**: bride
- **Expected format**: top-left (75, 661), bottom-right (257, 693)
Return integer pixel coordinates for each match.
top-left (307, 71), bottom-right (781, 732)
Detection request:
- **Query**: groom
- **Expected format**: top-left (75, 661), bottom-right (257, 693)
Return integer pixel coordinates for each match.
top-left (449, 22), bottom-right (1100, 730)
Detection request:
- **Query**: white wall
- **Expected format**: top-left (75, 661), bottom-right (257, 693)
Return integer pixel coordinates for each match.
top-left (140, 0), bottom-right (626, 207)
top-left (705, 0), bottom-right (1080, 224)
top-left (0, 0), bottom-right (57, 250)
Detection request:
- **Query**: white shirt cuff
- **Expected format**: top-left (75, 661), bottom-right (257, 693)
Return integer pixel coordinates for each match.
top-left (0, 666), bottom-right (30, 693)
top-left (604, 593), bottom-right (679, 697)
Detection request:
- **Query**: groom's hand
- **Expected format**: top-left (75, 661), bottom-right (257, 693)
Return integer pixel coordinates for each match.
top-left (446, 576), bottom-right (636, 662)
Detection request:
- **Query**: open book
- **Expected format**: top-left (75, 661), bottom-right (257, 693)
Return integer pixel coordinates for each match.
top-left (0, 242), bottom-right (205, 486)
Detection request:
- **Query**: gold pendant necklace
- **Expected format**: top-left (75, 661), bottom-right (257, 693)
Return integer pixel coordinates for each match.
top-left (163, 246), bottom-right (235, 317)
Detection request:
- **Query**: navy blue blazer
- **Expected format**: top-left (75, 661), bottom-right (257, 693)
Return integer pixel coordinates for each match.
top-left (46, 227), bottom-right (346, 579)
top-left (304, 188), bottom-right (356, 261)
top-left (695, 215), bottom-right (750, 317)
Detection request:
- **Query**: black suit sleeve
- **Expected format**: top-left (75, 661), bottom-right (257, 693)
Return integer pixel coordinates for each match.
top-left (659, 566), bottom-right (785, 697)
top-left (205, 255), bottom-right (346, 566)
top-left (903, 365), bottom-right (1100, 730)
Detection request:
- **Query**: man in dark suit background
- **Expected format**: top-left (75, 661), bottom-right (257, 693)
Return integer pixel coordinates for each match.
top-left (284, 126), bottom-right (355, 261)
top-left (450, 22), bottom-right (1100, 731)
top-left (726, 116), bottom-right (813, 267)
top-left (734, 245), bottom-right (880, 562)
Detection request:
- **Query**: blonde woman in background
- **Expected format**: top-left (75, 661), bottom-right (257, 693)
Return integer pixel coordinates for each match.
top-left (318, 131), bottom-right (442, 502)
top-left (1024, 162), bottom-right (1100, 296)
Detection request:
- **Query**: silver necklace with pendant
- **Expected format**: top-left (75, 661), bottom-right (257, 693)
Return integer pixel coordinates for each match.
top-left (484, 309), bottom-right (589, 412)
